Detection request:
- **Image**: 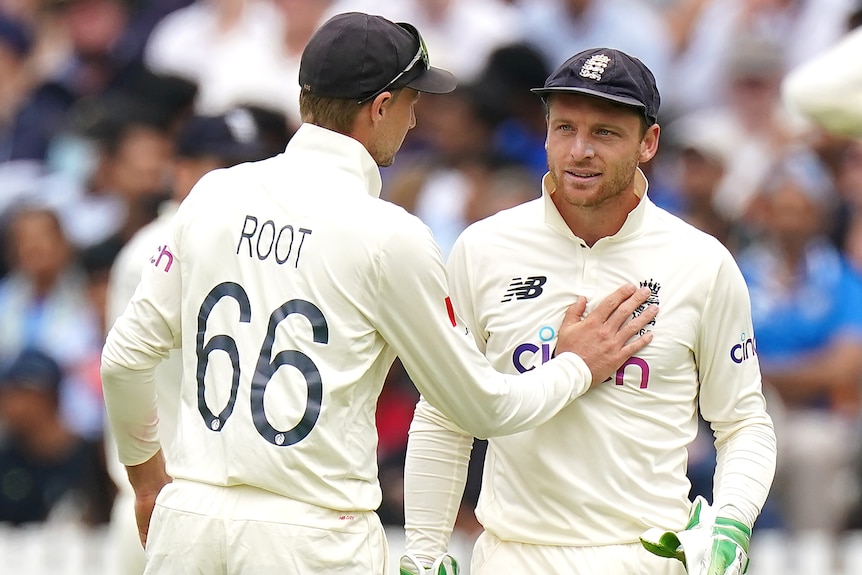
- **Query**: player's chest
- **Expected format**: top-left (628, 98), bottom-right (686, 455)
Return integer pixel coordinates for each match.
top-left (473, 245), bottom-right (704, 377)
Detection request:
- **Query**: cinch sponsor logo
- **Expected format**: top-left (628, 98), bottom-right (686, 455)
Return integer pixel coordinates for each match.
top-left (149, 245), bottom-right (174, 272)
top-left (513, 326), bottom-right (557, 372)
top-left (730, 332), bottom-right (757, 364)
top-left (502, 276), bottom-right (547, 302)
top-left (513, 326), bottom-right (651, 388)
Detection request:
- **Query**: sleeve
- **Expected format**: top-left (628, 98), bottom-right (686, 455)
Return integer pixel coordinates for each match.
top-left (696, 249), bottom-right (778, 528)
top-left (781, 27), bottom-right (862, 137)
top-left (100, 203), bottom-right (188, 466)
top-left (374, 221), bottom-right (592, 439)
top-left (403, 235), bottom-right (484, 560)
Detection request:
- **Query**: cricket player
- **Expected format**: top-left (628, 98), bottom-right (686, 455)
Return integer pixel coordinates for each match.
top-left (100, 15), bottom-right (658, 574)
top-left (782, 25), bottom-right (862, 137)
top-left (102, 111), bottom-right (266, 574)
top-left (402, 48), bottom-right (777, 575)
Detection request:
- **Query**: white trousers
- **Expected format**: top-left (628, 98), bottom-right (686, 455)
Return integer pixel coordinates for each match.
top-left (472, 530), bottom-right (687, 575)
top-left (144, 480), bottom-right (389, 574)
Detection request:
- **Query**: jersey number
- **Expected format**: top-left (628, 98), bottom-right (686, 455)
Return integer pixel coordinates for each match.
top-left (195, 281), bottom-right (329, 446)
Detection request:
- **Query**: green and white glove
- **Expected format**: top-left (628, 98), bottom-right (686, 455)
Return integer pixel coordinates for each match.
top-left (640, 496), bottom-right (751, 575)
top-left (399, 554), bottom-right (459, 575)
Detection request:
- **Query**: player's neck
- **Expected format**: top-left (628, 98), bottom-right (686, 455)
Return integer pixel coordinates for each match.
top-left (557, 189), bottom-right (639, 247)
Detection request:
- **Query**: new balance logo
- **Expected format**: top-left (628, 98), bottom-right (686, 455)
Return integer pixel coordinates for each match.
top-left (502, 276), bottom-right (547, 302)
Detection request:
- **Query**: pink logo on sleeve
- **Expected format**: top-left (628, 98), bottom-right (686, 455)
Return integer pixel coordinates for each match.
top-left (150, 245), bottom-right (174, 272)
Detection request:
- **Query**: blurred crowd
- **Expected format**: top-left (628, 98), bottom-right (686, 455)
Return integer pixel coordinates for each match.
top-left (1, 0), bottom-right (862, 550)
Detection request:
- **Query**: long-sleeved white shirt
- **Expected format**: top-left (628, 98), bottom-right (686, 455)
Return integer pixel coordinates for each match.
top-left (405, 170), bottom-right (777, 553)
top-left (100, 123), bottom-right (593, 513)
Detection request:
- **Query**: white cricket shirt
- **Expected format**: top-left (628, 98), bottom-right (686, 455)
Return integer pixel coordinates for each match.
top-left (408, 170), bottom-right (776, 549)
top-left (100, 124), bottom-right (592, 513)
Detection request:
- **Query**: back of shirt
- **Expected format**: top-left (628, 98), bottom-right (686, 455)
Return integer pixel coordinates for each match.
top-left (102, 125), bottom-right (591, 513)
top-left (166, 153), bottom-right (402, 511)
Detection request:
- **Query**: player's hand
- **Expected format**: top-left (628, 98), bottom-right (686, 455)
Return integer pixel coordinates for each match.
top-left (555, 283), bottom-right (658, 385)
top-left (400, 554), bottom-right (459, 575)
top-left (640, 496), bottom-right (751, 575)
top-left (126, 449), bottom-right (172, 548)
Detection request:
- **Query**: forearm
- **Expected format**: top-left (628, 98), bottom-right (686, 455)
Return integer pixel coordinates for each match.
top-left (101, 347), bottom-right (162, 466)
top-left (712, 418), bottom-right (777, 528)
top-left (404, 403), bottom-right (474, 560)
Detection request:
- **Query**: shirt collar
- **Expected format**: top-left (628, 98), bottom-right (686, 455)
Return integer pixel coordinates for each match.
top-left (541, 167), bottom-right (651, 242)
top-left (286, 123), bottom-right (383, 198)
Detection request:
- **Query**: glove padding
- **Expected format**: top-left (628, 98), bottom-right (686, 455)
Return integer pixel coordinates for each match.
top-left (400, 554), bottom-right (459, 575)
top-left (640, 496), bottom-right (751, 575)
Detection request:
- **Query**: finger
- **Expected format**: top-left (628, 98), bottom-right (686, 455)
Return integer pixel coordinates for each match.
top-left (621, 304), bottom-right (659, 338)
top-left (590, 283), bottom-right (637, 322)
top-left (619, 330), bottom-right (653, 357)
top-left (561, 295), bottom-right (586, 326)
top-left (605, 287), bottom-right (652, 331)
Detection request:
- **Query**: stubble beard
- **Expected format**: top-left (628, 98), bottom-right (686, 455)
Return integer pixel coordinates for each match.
top-left (549, 154), bottom-right (640, 209)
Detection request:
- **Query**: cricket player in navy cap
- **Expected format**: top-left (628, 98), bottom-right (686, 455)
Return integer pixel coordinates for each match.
top-left (402, 47), bottom-right (777, 575)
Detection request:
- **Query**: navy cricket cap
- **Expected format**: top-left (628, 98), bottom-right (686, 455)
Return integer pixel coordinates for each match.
top-left (531, 48), bottom-right (660, 126)
top-left (176, 109), bottom-right (266, 163)
top-left (0, 348), bottom-right (63, 395)
top-left (299, 12), bottom-right (457, 103)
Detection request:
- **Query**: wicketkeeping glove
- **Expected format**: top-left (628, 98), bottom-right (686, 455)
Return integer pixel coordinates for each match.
top-left (639, 496), bottom-right (751, 575)
top-left (399, 554), bottom-right (459, 575)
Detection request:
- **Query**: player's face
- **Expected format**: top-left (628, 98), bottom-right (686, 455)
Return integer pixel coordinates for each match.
top-left (371, 88), bottom-right (419, 167)
top-left (545, 93), bottom-right (657, 209)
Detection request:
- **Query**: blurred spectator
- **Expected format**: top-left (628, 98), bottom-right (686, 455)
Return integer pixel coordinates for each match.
top-left (143, 0), bottom-right (309, 124)
top-left (666, 0), bottom-right (855, 115)
top-left (474, 42), bottom-right (552, 179)
top-left (660, 112), bottom-right (746, 252)
top-left (736, 148), bottom-right (862, 533)
top-left (672, 34), bottom-right (808, 228)
top-left (103, 108), bottom-right (271, 575)
top-left (516, 0), bottom-right (673, 96)
top-left (0, 205), bottom-right (104, 439)
top-left (835, 140), bottom-right (862, 272)
top-left (47, 91), bottom-right (175, 253)
top-left (0, 0), bottom-right (133, 162)
top-left (0, 347), bottom-right (111, 525)
top-left (0, 11), bottom-right (33, 145)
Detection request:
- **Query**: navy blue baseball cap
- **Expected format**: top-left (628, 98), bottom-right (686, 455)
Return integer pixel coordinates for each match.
top-left (299, 12), bottom-right (457, 103)
top-left (0, 348), bottom-right (63, 395)
top-left (532, 48), bottom-right (660, 125)
top-left (176, 109), bottom-right (266, 163)
top-left (0, 12), bottom-right (32, 56)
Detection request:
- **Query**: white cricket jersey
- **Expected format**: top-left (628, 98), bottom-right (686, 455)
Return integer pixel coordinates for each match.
top-left (414, 170), bottom-right (775, 546)
top-left (100, 124), bottom-right (593, 513)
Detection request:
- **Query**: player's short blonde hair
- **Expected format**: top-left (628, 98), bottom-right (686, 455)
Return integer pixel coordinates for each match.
top-left (299, 89), bottom-right (362, 134)
top-left (299, 88), bottom-right (407, 135)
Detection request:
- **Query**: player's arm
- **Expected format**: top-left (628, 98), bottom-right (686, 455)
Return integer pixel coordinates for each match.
top-left (375, 223), bottom-right (656, 439)
top-left (643, 248), bottom-right (776, 575)
top-left (782, 27), bottom-right (862, 137)
top-left (402, 240), bottom-right (484, 566)
top-left (402, 399), bottom-right (474, 572)
top-left (697, 251), bottom-right (776, 528)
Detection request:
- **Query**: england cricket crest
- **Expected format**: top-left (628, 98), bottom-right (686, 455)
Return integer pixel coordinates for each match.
top-left (634, 278), bottom-right (660, 334)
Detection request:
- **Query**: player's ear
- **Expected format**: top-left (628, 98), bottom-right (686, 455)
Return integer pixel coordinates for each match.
top-left (639, 124), bottom-right (660, 163)
top-left (368, 91), bottom-right (393, 124)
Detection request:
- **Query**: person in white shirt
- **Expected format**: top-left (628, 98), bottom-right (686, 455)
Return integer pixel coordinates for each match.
top-left (401, 48), bottom-right (777, 575)
top-left (102, 109), bottom-right (266, 574)
top-left (100, 14), bottom-right (659, 574)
